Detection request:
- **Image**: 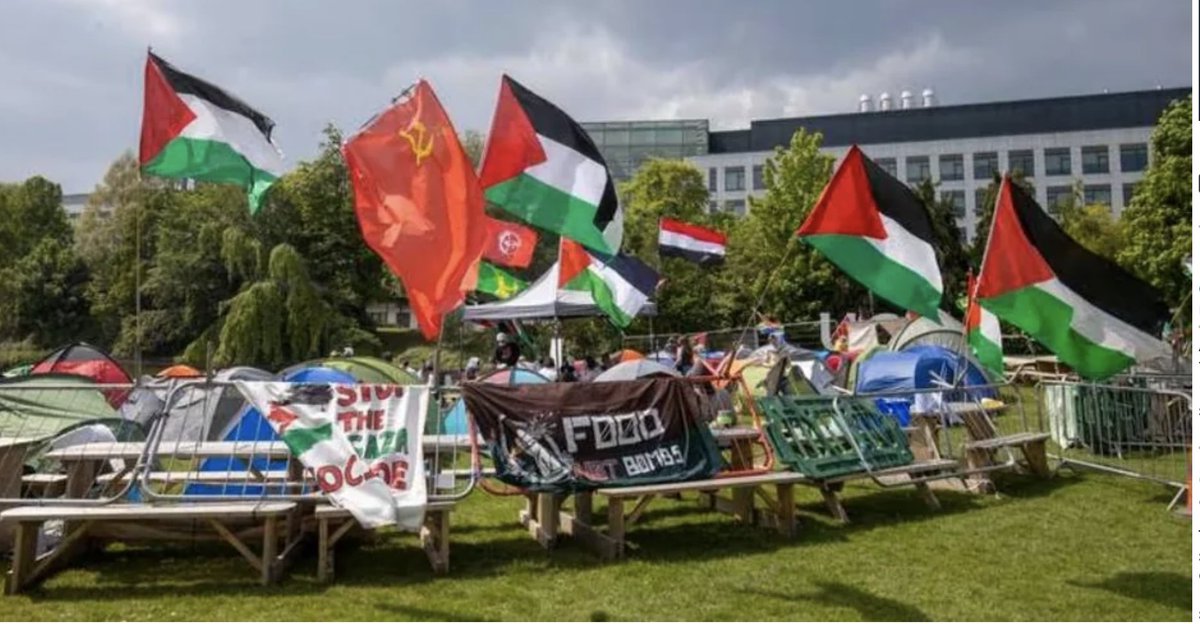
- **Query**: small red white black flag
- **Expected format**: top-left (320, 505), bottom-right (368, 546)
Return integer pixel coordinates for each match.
top-left (658, 217), bottom-right (727, 266)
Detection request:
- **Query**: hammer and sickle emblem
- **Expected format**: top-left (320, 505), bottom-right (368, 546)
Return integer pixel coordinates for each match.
top-left (398, 120), bottom-right (434, 166)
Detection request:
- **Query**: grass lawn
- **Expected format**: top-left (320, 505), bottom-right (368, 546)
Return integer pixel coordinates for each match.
top-left (0, 470), bottom-right (1189, 621)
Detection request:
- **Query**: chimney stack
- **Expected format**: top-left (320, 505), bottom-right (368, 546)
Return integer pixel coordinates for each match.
top-left (858, 94), bottom-right (873, 112)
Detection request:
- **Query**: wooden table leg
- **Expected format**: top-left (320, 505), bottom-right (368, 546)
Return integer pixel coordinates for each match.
top-left (731, 486), bottom-right (754, 523)
top-left (775, 483), bottom-right (796, 537)
top-left (819, 484), bottom-right (849, 523)
top-left (1022, 439), bottom-right (1052, 478)
top-left (574, 491), bottom-right (593, 523)
top-left (535, 493), bottom-right (559, 547)
top-left (606, 497), bottom-right (625, 560)
top-left (5, 521), bottom-right (38, 595)
top-left (421, 509), bottom-right (450, 574)
top-left (317, 517), bottom-right (331, 583)
top-left (260, 517), bottom-right (278, 585)
top-left (913, 480), bottom-right (941, 510)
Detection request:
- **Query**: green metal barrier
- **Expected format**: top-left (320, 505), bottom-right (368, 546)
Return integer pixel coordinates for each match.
top-left (756, 395), bottom-right (913, 479)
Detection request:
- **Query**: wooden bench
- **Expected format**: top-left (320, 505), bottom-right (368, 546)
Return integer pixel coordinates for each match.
top-left (959, 408), bottom-right (1052, 484)
top-left (520, 471), bottom-right (808, 560)
top-left (20, 474), bottom-right (67, 498)
top-left (314, 501), bottom-right (455, 582)
top-left (796, 458), bottom-right (960, 523)
top-left (0, 502), bottom-right (298, 594)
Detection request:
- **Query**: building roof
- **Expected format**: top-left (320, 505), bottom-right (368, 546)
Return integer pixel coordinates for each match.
top-left (707, 87), bottom-right (1189, 154)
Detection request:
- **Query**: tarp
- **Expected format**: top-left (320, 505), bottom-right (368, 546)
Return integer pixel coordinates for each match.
top-left (464, 378), bottom-right (721, 492)
top-left (32, 342), bottom-right (132, 407)
top-left (462, 260), bottom-right (656, 321)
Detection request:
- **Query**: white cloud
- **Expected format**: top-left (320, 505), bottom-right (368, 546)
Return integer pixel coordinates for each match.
top-left (378, 27), bottom-right (976, 132)
top-left (52, 0), bottom-right (184, 40)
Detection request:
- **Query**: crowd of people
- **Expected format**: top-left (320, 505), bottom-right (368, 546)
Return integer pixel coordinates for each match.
top-left (477, 332), bottom-right (712, 382)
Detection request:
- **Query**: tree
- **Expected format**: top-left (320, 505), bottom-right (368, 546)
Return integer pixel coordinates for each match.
top-left (726, 130), bottom-right (866, 323)
top-left (0, 176), bottom-right (72, 267)
top-left (970, 170), bottom-right (1034, 266)
top-left (0, 238), bottom-right (93, 346)
top-left (619, 159), bottom-right (728, 333)
top-left (1058, 201), bottom-right (1125, 261)
top-left (911, 179), bottom-right (969, 310)
top-left (1117, 97), bottom-right (1191, 314)
top-left (460, 130), bottom-right (486, 169)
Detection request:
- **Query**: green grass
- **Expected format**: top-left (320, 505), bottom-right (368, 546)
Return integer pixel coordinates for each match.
top-left (0, 471), bottom-right (1189, 621)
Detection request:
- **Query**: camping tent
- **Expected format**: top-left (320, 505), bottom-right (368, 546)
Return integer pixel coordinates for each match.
top-left (157, 364), bottom-right (202, 379)
top-left (442, 368), bottom-right (551, 435)
top-left (32, 343), bottom-right (132, 407)
top-left (278, 356), bottom-right (420, 385)
top-left (594, 359), bottom-right (679, 381)
top-left (188, 366), bottom-right (355, 496)
top-left (0, 374), bottom-right (141, 471)
top-left (887, 313), bottom-right (966, 353)
top-left (119, 366), bottom-right (273, 443)
top-left (462, 260), bottom-right (656, 321)
top-left (610, 349), bottom-right (645, 363)
top-left (854, 344), bottom-right (994, 412)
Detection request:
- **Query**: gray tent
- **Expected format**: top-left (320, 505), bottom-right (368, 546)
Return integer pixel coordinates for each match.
top-left (119, 367), bottom-right (272, 443)
top-left (887, 312), bottom-right (966, 353)
top-left (462, 260), bottom-right (656, 321)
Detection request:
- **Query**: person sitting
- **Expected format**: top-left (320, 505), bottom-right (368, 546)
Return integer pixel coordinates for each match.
top-left (493, 333), bottom-right (520, 368)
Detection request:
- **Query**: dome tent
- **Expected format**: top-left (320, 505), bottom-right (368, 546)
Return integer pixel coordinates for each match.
top-left (31, 342), bottom-right (132, 407)
top-left (442, 368), bottom-right (551, 435)
top-left (854, 345), bottom-right (995, 423)
top-left (278, 356), bottom-right (420, 385)
top-left (119, 366), bottom-right (273, 443)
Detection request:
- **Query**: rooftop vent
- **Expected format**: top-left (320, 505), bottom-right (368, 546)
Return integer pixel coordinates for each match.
top-left (878, 92), bottom-right (892, 111)
top-left (858, 93), bottom-right (873, 112)
top-left (921, 87), bottom-right (936, 107)
top-left (900, 90), bottom-right (914, 109)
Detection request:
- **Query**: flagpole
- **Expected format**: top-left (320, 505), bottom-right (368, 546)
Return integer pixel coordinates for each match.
top-left (954, 176), bottom-right (1004, 389)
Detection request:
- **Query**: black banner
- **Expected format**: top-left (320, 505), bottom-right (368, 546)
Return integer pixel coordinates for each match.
top-left (463, 378), bottom-right (722, 492)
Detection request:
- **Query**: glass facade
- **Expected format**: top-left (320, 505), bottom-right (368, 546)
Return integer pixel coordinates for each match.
top-left (708, 167), bottom-right (717, 191)
top-left (1046, 185), bottom-right (1074, 212)
top-left (1008, 149), bottom-right (1034, 176)
top-left (1119, 143), bottom-right (1148, 172)
top-left (1081, 145), bottom-right (1109, 174)
top-left (973, 152), bottom-right (998, 179)
top-left (906, 156), bottom-right (931, 183)
top-left (581, 119), bottom-right (709, 181)
top-left (724, 166), bottom-right (746, 191)
top-left (1083, 183), bottom-right (1112, 207)
top-left (939, 154), bottom-right (964, 181)
top-left (1044, 148), bottom-right (1072, 176)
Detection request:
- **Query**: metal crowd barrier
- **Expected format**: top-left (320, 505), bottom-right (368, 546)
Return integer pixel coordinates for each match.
top-left (0, 379), bottom-right (475, 507)
top-left (1036, 377), bottom-right (1191, 506)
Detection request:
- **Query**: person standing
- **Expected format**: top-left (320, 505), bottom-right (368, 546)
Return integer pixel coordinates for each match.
top-left (493, 333), bottom-right (519, 368)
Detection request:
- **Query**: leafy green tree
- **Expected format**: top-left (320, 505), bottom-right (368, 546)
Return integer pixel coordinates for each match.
top-left (727, 130), bottom-right (866, 323)
top-left (461, 130), bottom-right (486, 169)
top-left (1058, 201), bottom-right (1125, 261)
top-left (619, 159), bottom-right (728, 334)
top-left (0, 176), bottom-right (72, 267)
top-left (1, 239), bottom-right (93, 346)
top-left (911, 179), bottom-right (969, 310)
top-left (1117, 97), bottom-right (1191, 313)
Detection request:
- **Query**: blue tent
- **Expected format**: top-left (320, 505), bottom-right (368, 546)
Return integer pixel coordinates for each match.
top-left (855, 346), bottom-right (995, 425)
top-left (442, 368), bottom-right (549, 435)
top-left (187, 366), bottom-right (355, 496)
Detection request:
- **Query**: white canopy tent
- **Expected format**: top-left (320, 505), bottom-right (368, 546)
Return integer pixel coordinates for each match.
top-left (461, 260), bottom-right (657, 321)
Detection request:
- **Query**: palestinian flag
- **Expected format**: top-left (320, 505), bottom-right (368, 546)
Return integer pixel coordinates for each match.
top-left (479, 75), bottom-right (622, 254)
top-left (796, 145), bottom-right (942, 319)
top-left (659, 217), bottom-right (727, 266)
top-left (139, 52), bottom-right (284, 214)
top-left (476, 262), bottom-right (529, 300)
top-left (965, 273), bottom-right (1003, 376)
top-left (977, 177), bottom-right (1170, 379)
top-left (559, 240), bottom-right (658, 328)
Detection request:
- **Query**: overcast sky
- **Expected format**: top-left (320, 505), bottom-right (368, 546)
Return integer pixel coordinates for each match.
top-left (1, 0), bottom-right (1191, 192)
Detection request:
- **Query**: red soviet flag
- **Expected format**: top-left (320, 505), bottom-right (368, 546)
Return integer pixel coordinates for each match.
top-left (343, 80), bottom-right (487, 340)
top-left (483, 216), bottom-right (538, 269)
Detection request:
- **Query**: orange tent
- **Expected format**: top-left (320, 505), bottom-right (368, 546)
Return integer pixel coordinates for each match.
top-left (612, 349), bottom-right (645, 363)
top-left (157, 364), bottom-right (202, 378)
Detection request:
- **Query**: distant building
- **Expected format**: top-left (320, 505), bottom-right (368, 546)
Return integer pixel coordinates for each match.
top-left (367, 301), bottom-right (416, 330)
top-left (584, 87), bottom-right (1186, 239)
top-left (62, 193), bottom-right (91, 221)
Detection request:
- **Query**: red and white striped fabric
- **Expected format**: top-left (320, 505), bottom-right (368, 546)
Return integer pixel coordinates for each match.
top-left (658, 218), bottom-right (727, 266)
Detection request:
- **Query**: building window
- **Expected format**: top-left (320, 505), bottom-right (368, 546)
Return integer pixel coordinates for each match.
top-left (708, 200), bottom-right (718, 214)
top-left (1044, 148), bottom-right (1072, 176)
top-left (752, 165), bottom-right (765, 190)
top-left (941, 190), bottom-right (966, 218)
top-left (1119, 143), bottom-right (1148, 172)
top-left (1122, 182), bottom-right (1139, 207)
top-left (1046, 185), bottom-right (1074, 213)
top-left (1081, 145), bottom-right (1109, 174)
top-left (973, 152), bottom-right (998, 180)
top-left (957, 226), bottom-right (968, 241)
top-left (876, 157), bottom-right (898, 178)
top-left (724, 166), bottom-right (746, 191)
top-left (905, 156), bottom-right (930, 183)
top-left (974, 187), bottom-right (991, 215)
top-left (708, 168), bottom-right (717, 192)
top-left (1008, 149), bottom-right (1034, 177)
top-left (725, 199), bottom-right (746, 216)
top-left (938, 154), bottom-right (964, 181)
top-left (1083, 184), bottom-right (1112, 207)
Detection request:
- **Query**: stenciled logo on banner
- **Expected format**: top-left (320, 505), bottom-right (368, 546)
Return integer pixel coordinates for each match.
top-left (236, 381), bottom-right (429, 529)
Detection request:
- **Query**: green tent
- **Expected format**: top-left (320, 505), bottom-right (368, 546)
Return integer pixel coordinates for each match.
top-left (1, 364), bottom-right (31, 378)
top-left (0, 374), bottom-right (141, 471)
top-left (280, 356), bottom-right (421, 385)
